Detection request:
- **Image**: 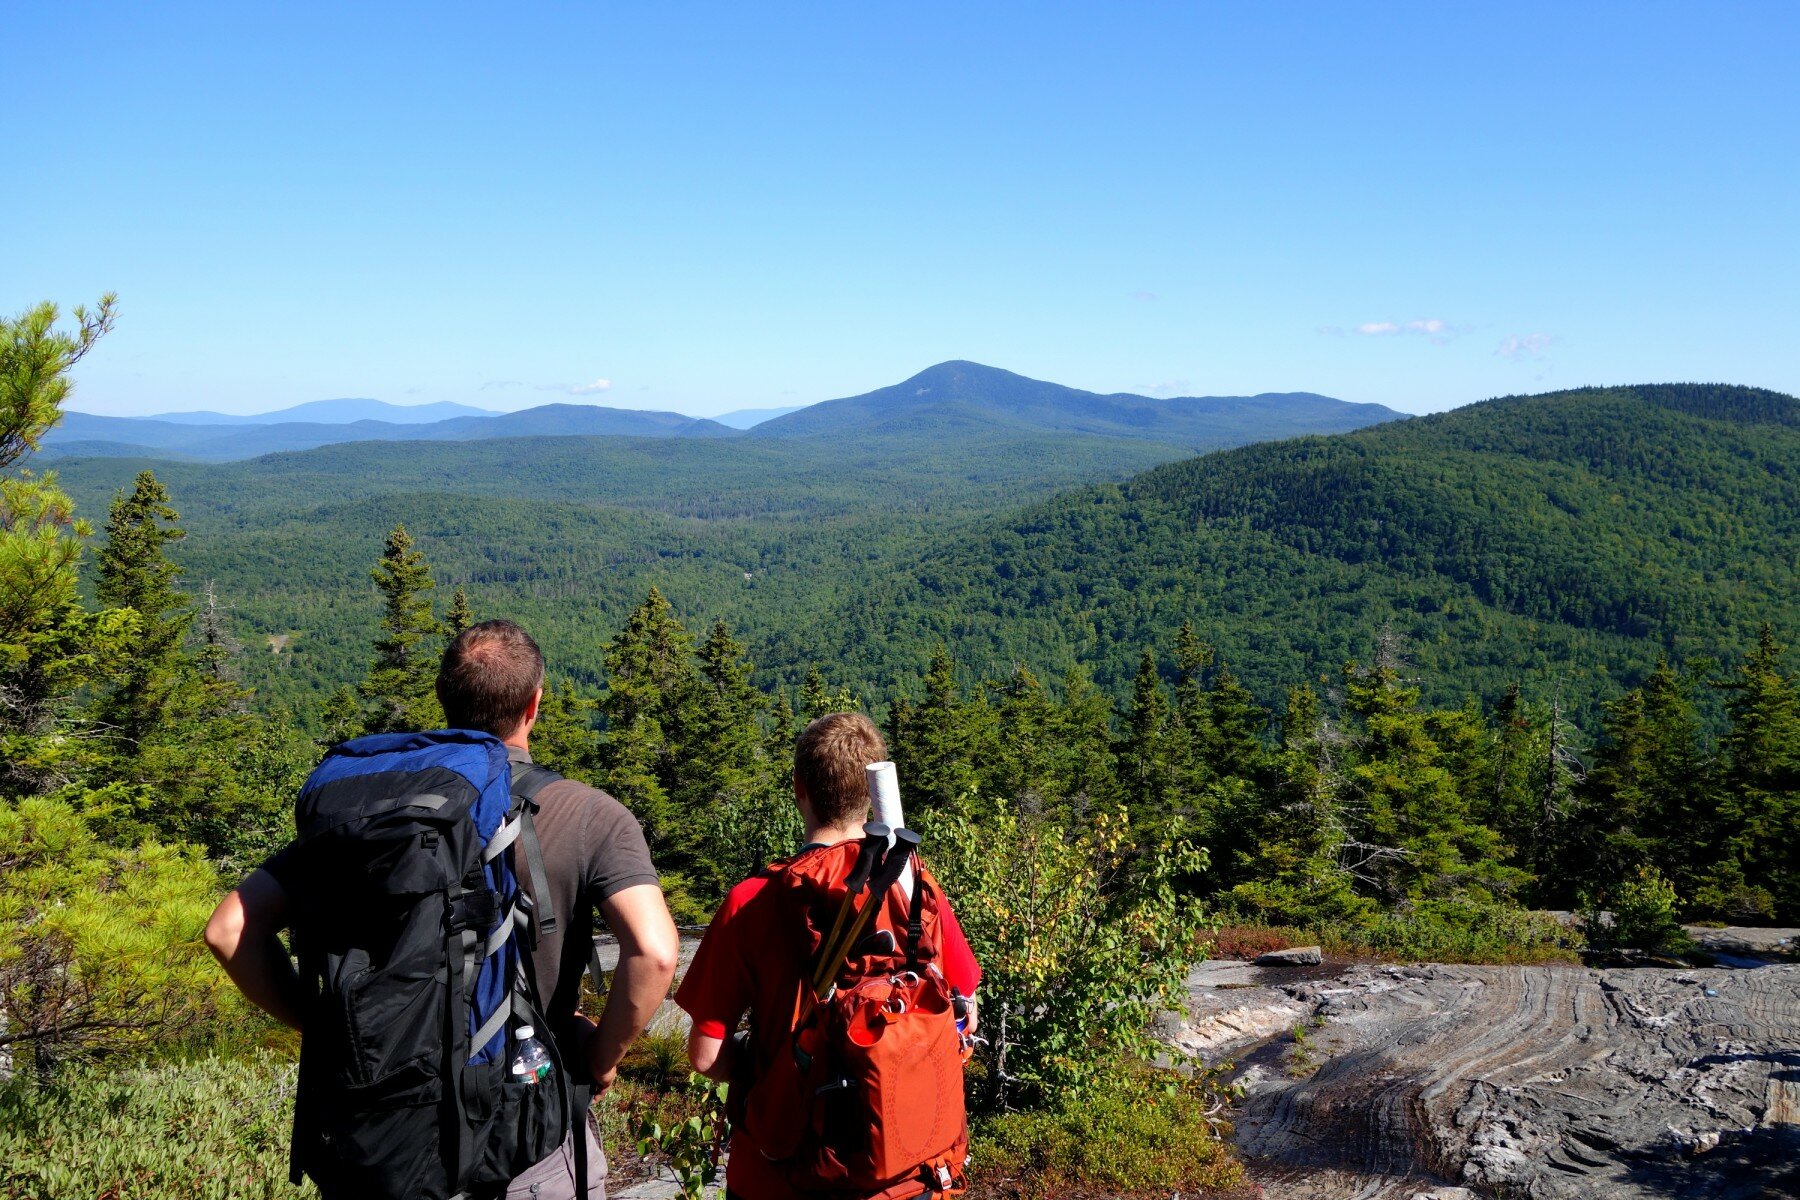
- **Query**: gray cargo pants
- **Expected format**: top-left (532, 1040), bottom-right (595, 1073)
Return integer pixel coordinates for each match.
top-left (504, 1117), bottom-right (607, 1200)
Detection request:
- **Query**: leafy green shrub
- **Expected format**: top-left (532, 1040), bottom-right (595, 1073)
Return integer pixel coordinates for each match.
top-left (1583, 865), bottom-right (1694, 954)
top-left (631, 1074), bottom-right (729, 1200)
top-left (1353, 900), bottom-right (1583, 963)
top-left (921, 795), bottom-right (1209, 1111)
top-left (969, 1063), bottom-right (1244, 1198)
top-left (0, 1051), bottom-right (311, 1199)
top-left (1208, 902), bottom-right (1582, 966)
top-left (0, 797), bottom-right (236, 1069)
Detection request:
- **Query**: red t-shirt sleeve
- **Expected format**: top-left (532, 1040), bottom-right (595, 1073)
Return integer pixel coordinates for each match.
top-left (936, 895), bottom-right (981, 997)
top-left (675, 879), bottom-right (759, 1040)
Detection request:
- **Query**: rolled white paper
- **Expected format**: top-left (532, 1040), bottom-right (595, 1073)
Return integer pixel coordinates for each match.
top-left (866, 761), bottom-right (914, 899)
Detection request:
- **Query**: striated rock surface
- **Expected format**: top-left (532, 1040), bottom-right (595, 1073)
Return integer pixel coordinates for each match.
top-left (1181, 961), bottom-right (1800, 1199)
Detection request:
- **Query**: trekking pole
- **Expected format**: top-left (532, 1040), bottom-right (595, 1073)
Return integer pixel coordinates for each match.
top-left (866, 762), bottom-right (913, 901)
top-left (815, 828), bottom-right (920, 1004)
top-left (811, 822), bottom-right (889, 998)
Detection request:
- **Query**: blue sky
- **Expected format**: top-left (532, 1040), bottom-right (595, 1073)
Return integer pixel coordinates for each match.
top-left (7, 3), bottom-right (1796, 418)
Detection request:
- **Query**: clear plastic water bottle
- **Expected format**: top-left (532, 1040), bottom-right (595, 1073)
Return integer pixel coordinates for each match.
top-left (510, 1026), bottom-right (553, 1085)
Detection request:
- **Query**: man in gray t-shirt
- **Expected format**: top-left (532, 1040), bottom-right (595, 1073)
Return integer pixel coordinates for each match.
top-left (207, 620), bottom-right (678, 1200)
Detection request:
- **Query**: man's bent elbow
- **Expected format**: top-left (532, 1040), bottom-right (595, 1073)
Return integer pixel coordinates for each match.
top-left (204, 892), bottom-right (246, 962)
top-left (645, 934), bottom-right (680, 984)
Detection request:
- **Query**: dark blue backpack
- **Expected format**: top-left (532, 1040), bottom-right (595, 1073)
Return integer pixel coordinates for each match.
top-left (285, 730), bottom-right (574, 1200)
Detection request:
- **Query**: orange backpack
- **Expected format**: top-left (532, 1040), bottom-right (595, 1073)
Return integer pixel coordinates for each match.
top-left (738, 839), bottom-right (969, 1199)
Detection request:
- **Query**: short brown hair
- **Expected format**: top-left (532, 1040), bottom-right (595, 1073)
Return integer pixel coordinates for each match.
top-left (794, 712), bottom-right (886, 827)
top-left (437, 619), bottom-right (545, 736)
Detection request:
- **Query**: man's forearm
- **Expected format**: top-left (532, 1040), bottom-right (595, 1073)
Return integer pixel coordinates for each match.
top-left (224, 933), bottom-right (307, 1030)
top-left (585, 950), bottom-right (673, 1080)
top-left (205, 874), bottom-right (306, 1030)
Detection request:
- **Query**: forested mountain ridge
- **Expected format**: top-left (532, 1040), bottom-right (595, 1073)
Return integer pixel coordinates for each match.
top-left (750, 360), bottom-right (1401, 446)
top-left (769, 383), bottom-right (1799, 720)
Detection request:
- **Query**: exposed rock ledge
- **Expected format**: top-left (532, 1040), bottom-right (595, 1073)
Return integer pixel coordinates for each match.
top-left (1178, 959), bottom-right (1800, 1199)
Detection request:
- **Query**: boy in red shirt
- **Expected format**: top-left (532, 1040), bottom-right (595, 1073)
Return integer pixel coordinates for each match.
top-left (677, 712), bottom-right (980, 1200)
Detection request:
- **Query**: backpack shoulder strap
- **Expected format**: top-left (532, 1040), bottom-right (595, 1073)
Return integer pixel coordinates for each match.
top-left (904, 856), bottom-right (928, 967)
top-left (510, 763), bottom-right (564, 943)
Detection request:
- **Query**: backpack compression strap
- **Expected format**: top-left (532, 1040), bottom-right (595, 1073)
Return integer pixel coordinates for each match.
top-left (509, 764), bottom-right (562, 945)
top-left (904, 853), bottom-right (927, 966)
top-left (509, 763), bottom-right (598, 1200)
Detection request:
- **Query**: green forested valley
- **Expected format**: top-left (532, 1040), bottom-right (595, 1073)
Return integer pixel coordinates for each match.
top-left (46, 380), bottom-right (1800, 731)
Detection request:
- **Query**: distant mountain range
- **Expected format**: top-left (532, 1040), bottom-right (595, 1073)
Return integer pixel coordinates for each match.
top-left (712, 405), bottom-right (805, 429)
top-left (45, 405), bottom-right (737, 461)
top-left (749, 361), bottom-right (1400, 448)
top-left (42, 362), bottom-right (1401, 462)
top-left (150, 398), bottom-right (498, 425)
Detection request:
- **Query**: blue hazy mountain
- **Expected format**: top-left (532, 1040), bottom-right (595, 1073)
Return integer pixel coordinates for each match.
top-left (750, 361), bottom-right (1400, 449)
top-left (45, 406), bottom-right (738, 461)
top-left (711, 405), bottom-right (807, 429)
top-left (152, 398), bottom-right (498, 425)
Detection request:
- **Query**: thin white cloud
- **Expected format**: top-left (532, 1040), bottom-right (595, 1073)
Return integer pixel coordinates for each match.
top-left (1496, 333), bottom-right (1555, 361)
top-left (481, 379), bottom-right (526, 390)
top-left (1130, 290), bottom-right (1160, 302)
top-left (527, 379), bottom-right (614, 394)
top-left (1349, 317), bottom-right (1465, 346)
top-left (1142, 379), bottom-right (1192, 396)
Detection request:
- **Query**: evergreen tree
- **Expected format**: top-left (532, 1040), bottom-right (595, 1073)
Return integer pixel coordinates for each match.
top-left (444, 586), bottom-right (475, 639)
top-left (767, 688), bottom-right (799, 768)
top-left (1575, 659), bottom-right (1716, 911)
top-left (1339, 654), bottom-right (1515, 903)
top-left (889, 645), bottom-right (992, 811)
top-left (92, 471), bottom-right (191, 745)
top-left (1715, 626), bottom-right (1800, 920)
top-left (598, 587), bottom-right (699, 856)
top-left (318, 685), bottom-right (363, 749)
top-left (799, 665), bottom-right (858, 720)
top-left (1229, 684), bottom-right (1372, 926)
top-left (359, 524), bottom-right (444, 734)
top-left (0, 298), bottom-right (129, 796)
top-left (1168, 621), bottom-right (1216, 800)
top-left (1202, 665), bottom-right (1267, 784)
top-left (0, 296), bottom-right (114, 467)
top-left (988, 665), bottom-right (1058, 803)
top-left (1051, 668), bottom-right (1121, 812)
top-left (1117, 648), bottom-right (1174, 821)
top-left (692, 621), bottom-right (766, 798)
top-left (530, 679), bottom-right (603, 781)
top-left (1482, 685), bottom-right (1537, 858)
top-left (193, 580), bottom-right (242, 691)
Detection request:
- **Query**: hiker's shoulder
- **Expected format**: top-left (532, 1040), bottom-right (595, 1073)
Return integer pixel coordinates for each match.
top-left (708, 867), bottom-right (787, 928)
top-left (532, 775), bottom-right (642, 841)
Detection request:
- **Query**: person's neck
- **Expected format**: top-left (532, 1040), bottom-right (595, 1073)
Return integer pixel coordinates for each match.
top-left (805, 823), bottom-right (862, 848)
